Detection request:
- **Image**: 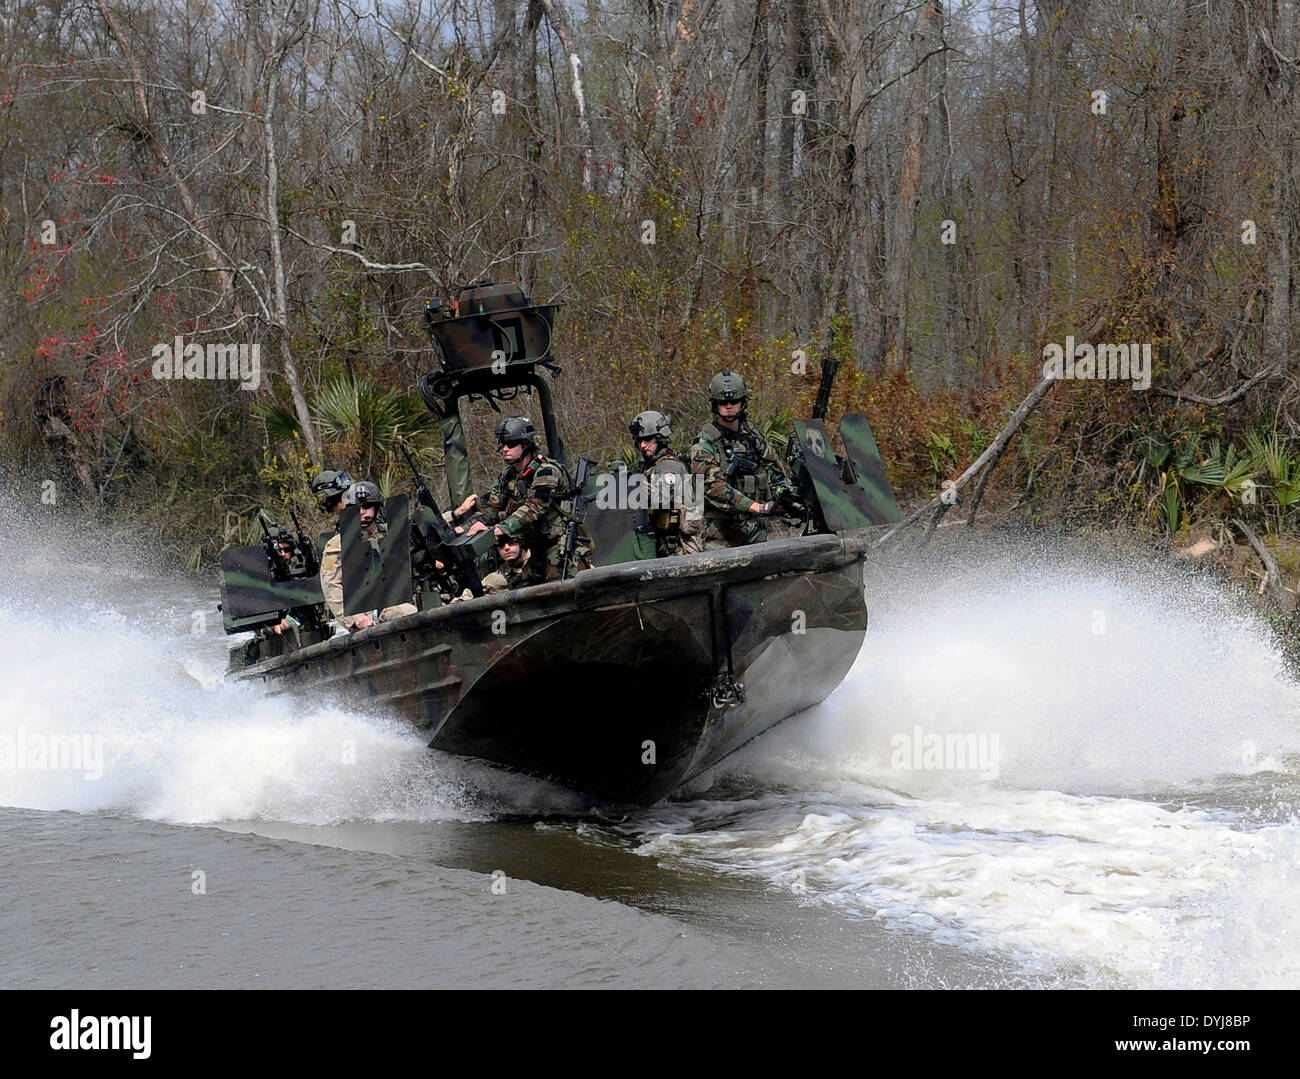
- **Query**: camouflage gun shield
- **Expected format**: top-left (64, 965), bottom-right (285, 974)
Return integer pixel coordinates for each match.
top-left (341, 496), bottom-right (414, 615)
top-left (584, 468), bottom-right (658, 566)
top-left (219, 544), bottom-right (324, 633)
top-left (838, 413), bottom-right (902, 525)
top-left (792, 419), bottom-right (890, 532)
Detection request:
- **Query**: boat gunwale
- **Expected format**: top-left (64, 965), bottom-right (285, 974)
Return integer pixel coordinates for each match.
top-left (229, 531), bottom-right (869, 680)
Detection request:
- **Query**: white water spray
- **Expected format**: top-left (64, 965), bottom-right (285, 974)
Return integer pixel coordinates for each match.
top-left (0, 511), bottom-right (581, 822)
top-left (639, 539), bottom-right (1300, 988)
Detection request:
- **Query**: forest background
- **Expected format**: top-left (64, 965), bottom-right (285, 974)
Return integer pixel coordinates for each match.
top-left (2, 0), bottom-right (1299, 585)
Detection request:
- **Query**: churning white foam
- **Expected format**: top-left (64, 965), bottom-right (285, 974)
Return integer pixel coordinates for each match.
top-left (639, 540), bottom-right (1300, 987)
top-left (0, 581), bottom-right (578, 824)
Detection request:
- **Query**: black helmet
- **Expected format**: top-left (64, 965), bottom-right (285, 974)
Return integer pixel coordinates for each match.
top-left (310, 469), bottom-right (354, 510)
top-left (629, 410), bottom-right (672, 447)
top-left (344, 480), bottom-right (383, 507)
top-left (266, 523), bottom-right (294, 546)
top-left (708, 371), bottom-right (748, 404)
top-left (494, 415), bottom-right (537, 450)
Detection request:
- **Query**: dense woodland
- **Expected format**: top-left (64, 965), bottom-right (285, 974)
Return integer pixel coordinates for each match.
top-left (2, 0), bottom-right (1299, 575)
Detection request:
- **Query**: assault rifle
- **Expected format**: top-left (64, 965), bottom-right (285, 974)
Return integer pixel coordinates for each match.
top-left (558, 456), bottom-right (597, 580)
top-left (288, 509), bottom-right (320, 576)
top-left (400, 442), bottom-right (485, 598)
top-left (725, 448), bottom-right (804, 518)
top-left (723, 451), bottom-right (759, 484)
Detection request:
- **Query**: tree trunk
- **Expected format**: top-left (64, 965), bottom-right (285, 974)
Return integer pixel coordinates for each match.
top-left (935, 3), bottom-right (957, 386)
top-left (95, 0), bottom-right (237, 313)
top-left (262, 0), bottom-right (321, 466)
top-left (521, 1), bottom-right (543, 291)
top-left (1260, 2), bottom-right (1295, 379)
top-left (536, 0), bottom-right (594, 191)
top-left (839, 0), bottom-right (883, 372)
top-left (746, 0), bottom-right (771, 272)
top-left (882, 0), bottom-right (939, 370)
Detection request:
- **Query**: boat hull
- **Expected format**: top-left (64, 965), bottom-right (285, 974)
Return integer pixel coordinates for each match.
top-left (231, 533), bottom-right (868, 804)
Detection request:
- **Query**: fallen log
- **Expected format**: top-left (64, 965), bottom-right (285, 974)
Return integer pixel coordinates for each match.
top-left (1231, 518), bottom-right (1292, 610)
top-left (874, 370), bottom-right (1058, 546)
top-left (874, 312), bottom-right (1108, 546)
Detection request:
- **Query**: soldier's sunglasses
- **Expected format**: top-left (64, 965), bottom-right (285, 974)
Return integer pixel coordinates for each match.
top-left (495, 535), bottom-right (517, 546)
top-left (500, 440), bottom-right (523, 450)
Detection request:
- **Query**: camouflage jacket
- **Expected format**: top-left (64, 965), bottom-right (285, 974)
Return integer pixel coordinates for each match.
top-left (480, 453), bottom-right (570, 552)
top-left (689, 420), bottom-right (788, 517)
top-left (482, 548), bottom-right (558, 594)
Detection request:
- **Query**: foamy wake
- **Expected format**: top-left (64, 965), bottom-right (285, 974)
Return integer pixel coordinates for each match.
top-left (0, 591), bottom-right (580, 824)
top-left (634, 541), bottom-right (1300, 988)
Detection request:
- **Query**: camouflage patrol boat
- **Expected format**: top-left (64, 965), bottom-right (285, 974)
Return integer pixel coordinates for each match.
top-left (220, 282), bottom-right (900, 805)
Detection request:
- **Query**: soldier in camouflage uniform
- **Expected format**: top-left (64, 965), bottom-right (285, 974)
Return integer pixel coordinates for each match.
top-left (688, 371), bottom-right (792, 551)
top-left (481, 517), bottom-right (559, 593)
top-left (629, 410), bottom-right (690, 557)
top-left (460, 416), bottom-right (592, 572)
top-left (316, 475), bottom-right (418, 631)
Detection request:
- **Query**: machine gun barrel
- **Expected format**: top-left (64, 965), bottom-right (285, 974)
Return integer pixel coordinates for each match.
top-left (811, 355), bottom-right (840, 421)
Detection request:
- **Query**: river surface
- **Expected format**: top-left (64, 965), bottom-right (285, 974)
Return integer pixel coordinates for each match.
top-left (3, 516), bottom-right (1299, 989)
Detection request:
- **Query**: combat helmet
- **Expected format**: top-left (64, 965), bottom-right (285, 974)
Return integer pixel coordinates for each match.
top-left (629, 410), bottom-right (672, 448)
top-left (496, 516), bottom-right (526, 542)
top-left (310, 469), bottom-right (355, 510)
top-left (494, 415), bottom-right (538, 451)
top-left (708, 371), bottom-right (748, 416)
top-left (344, 480), bottom-right (383, 507)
